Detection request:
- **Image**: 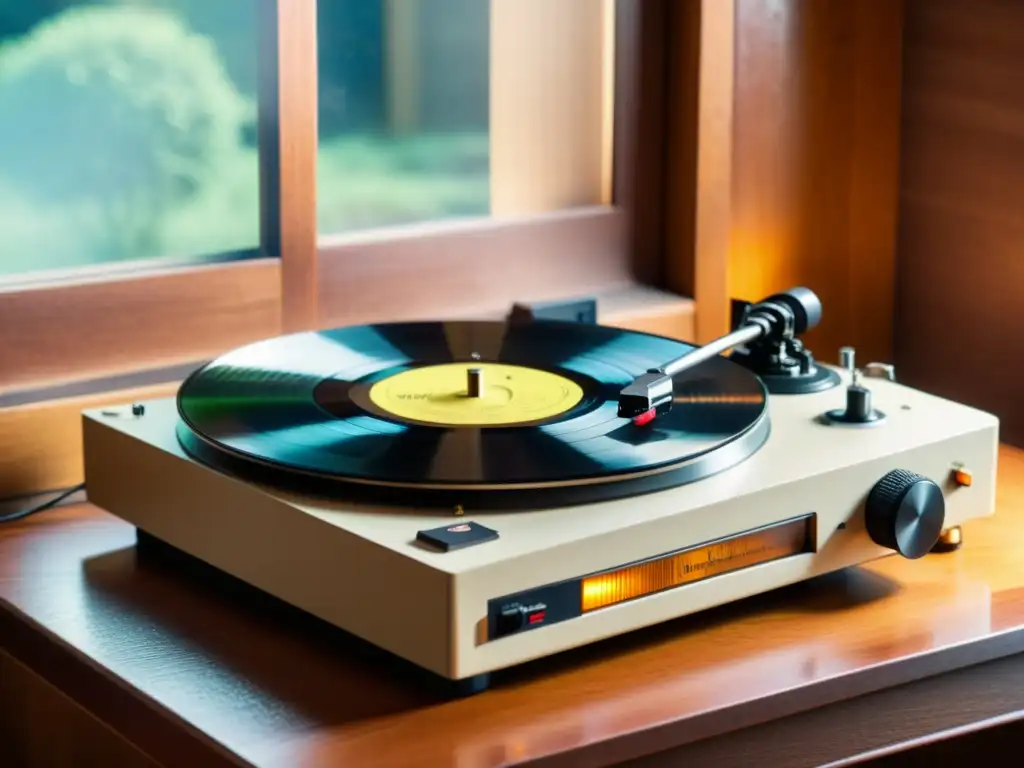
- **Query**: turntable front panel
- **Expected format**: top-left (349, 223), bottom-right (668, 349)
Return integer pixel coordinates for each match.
top-left (82, 368), bottom-right (999, 680)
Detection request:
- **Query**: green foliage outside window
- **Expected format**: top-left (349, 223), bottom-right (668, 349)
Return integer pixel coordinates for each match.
top-left (0, 1), bottom-right (489, 276)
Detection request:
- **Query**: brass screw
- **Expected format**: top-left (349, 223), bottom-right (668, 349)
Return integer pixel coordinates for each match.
top-left (454, 504), bottom-right (465, 516)
top-left (931, 526), bottom-right (963, 554)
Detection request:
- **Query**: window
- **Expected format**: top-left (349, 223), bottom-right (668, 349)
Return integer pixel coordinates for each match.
top-left (312, 0), bottom-right (640, 330)
top-left (314, 0), bottom-right (611, 236)
top-left (1, 0), bottom-right (654, 391)
top-left (0, 1), bottom-right (262, 277)
top-left (0, 0), bottom-right (672, 498)
top-left (316, 0), bottom-right (491, 234)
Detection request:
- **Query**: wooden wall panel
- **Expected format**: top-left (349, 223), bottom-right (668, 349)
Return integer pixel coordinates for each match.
top-left (666, 1), bottom-right (904, 359)
top-left (0, 383), bottom-right (179, 499)
top-left (258, 0), bottom-right (319, 334)
top-left (728, 0), bottom-right (904, 362)
top-left (0, 650), bottom-right (158, 767)
top-left (663, 0), bottom-right (732, 344)
top-left (896, 0), bottom-right (1024, 445)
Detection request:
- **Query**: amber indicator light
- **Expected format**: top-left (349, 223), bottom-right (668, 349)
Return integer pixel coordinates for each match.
top-left (953, 468), bottom-right (973, 487)
top-left (673, 394), bottom-right (766, 404)
top-left (581, 515), bottom-right (814, 612)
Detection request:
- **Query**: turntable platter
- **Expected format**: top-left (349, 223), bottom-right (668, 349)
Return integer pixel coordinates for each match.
top-left (175, 321), bottom-right (769, 507)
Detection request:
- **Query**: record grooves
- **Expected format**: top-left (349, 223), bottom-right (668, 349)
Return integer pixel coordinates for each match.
top-left (176, 320), bottom-right (770, 508)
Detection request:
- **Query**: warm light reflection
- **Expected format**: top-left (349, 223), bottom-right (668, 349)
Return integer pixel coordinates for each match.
top-left (581, 516), bottom-right (812, 612)
top-left (213, 327), bottom-right (408, 379)
top-left (490, 0), bottom-right (608, 214)
top-left (599, 0), bottom-right (616, 204)
top-left (673, 394), bottom-right (765, 404)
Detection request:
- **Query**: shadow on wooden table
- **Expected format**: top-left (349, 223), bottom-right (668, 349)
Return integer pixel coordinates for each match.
top-left (79, 529), bottom-right (902, 723)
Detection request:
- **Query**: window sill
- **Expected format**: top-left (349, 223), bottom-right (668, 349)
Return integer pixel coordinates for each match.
top-left (0, 284), bottom-right (694, 500)
top-left (598, 283), bottom-right (695, 339)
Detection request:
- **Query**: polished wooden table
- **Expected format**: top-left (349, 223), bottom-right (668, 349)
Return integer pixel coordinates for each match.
top-left (5, 447), bottom-right (1024, 767)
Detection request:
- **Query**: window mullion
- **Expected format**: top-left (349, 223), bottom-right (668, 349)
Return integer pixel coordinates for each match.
top-left (259, 0), bottom-right (319, 333)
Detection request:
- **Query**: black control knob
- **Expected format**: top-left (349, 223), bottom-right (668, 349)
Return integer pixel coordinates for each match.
top-left (865, 469), bottom-right (945, 559)
top-left (495, 604), bottom-right (526, 636)
top-left (821, 381), bottom-right (885, 426)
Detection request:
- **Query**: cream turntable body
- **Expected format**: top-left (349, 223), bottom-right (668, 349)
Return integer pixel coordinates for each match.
top-left (81, 288), bottom-right (999, 694)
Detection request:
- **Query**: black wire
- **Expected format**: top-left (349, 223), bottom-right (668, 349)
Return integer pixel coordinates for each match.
top-left (0, 483), bottom-right (86, 524)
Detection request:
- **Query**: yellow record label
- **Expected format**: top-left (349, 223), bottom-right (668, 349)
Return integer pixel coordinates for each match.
top-left (368, 363), bottom-right (584, 426)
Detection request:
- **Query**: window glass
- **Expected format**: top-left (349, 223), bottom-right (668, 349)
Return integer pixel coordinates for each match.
top-left (0, 1), bottom-right (259, 277)
top-left (316, 0), bottom-right (490, 235)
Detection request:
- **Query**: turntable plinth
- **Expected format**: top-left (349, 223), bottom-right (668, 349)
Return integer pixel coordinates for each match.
top-left (80, 364), bottom-right (998, 684)
top-left (3, 445), bottom-right (1024, 767)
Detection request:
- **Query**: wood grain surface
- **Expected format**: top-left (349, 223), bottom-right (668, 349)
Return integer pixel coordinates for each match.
top-left (316, 208), bottom-right (633, 327)
top-left (3, 445), bottom-right (1024, 767)
top-left (1, 650), bottom-right (158, 768)
top-left (258, 0), bottom-right (319, 334)
top-left (0, 382), bottom-right (179, 499)
top-left (632, 651), bottom-right (1024, 767)
top-left (895, 0), bottom-right (1024, 446)
top-left (664, 0), bottom-right (903, 357)
top-left (0, 258), bottom-right (282, 394)
top-left (728, 0), bottom-right (904, 363)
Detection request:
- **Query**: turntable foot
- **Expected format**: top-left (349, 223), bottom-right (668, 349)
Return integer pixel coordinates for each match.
top-left (447, 673), bottom-right (491, 697)
top-left (931, 526), bottom-right (963, 554)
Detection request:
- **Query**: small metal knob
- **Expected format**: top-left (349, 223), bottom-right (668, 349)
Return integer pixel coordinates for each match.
top-left (839, 346), bottom-right (856, 373)
top-left (844, 384), bottom-right (873, 422)
top-left (863, 362), bottom-right (896, 381)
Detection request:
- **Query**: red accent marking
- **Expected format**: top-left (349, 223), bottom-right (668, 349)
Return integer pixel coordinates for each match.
top-left (632, 407), bottom-right (657, 426)
top-left (528, 611), bottom-right (546, 624)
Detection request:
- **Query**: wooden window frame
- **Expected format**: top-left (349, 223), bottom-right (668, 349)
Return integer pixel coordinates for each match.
top-left (0, 0), bottom-right (674, 397)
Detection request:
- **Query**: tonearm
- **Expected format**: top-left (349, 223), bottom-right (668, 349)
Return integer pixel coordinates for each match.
top-left (617, 287), bottom-right (827, 420)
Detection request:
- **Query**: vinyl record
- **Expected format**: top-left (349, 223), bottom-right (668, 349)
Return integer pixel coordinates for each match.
top-left (176, 320), bottom-right (770, 507)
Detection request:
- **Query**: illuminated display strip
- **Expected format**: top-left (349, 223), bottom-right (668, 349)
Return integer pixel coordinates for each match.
top-left (487, 515), bottom-right (815, 641)
top-left (581, 516), bottom-right (813, 612)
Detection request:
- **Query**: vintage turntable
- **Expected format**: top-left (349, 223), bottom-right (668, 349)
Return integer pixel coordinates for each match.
top-left (81, 287), bottom-right (999, 694)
